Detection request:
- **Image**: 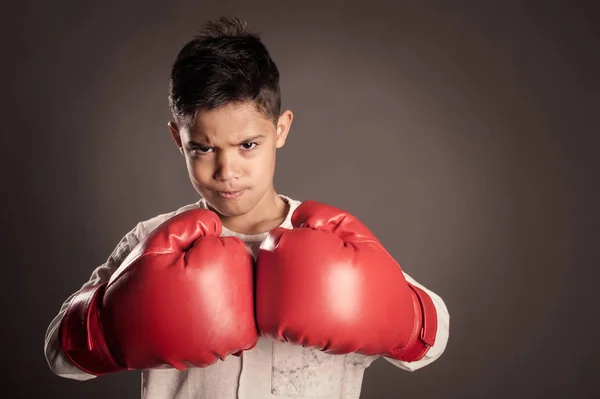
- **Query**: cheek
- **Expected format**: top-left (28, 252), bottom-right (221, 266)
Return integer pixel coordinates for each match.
top-left (187, 158), bottom-right (211, 183)
top-left (253, 148), bottom-right (276, 177)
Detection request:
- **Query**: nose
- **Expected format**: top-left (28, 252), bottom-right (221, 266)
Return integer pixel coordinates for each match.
top-left (213, 151), bottom-right (240, 182)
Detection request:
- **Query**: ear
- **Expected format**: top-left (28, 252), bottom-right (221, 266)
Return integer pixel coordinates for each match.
top-left (275, 110), bottom-right (294, 149)
top-left (168, 121), bottom-right (184, 155)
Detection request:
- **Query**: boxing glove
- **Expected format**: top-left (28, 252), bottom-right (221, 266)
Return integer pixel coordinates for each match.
top-left (59, 208), bottom-right (258, 375)
top-left (256, 200), bottom-right (437, 362)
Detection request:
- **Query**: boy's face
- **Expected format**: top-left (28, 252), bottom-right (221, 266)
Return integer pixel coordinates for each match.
top-left (169, 101), bottom-right (292, 218)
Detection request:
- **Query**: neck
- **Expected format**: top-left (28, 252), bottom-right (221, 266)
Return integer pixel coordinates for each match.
top-left (220, 188), bottom-right (288, 235)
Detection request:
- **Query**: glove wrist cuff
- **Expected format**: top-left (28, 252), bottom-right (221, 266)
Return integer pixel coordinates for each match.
top-left (59, 283), bottom-right (124, 375)
top-left (388, 283), bottom-right (438, 362)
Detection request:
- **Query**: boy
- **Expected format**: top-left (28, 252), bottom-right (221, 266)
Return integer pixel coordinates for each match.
top-left (44, 16), bottom-right (449, 399)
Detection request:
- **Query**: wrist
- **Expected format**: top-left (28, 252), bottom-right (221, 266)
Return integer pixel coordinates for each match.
top-left (386, 283), bottom-right (438, 362)
top-left (59, 284), bottom-right (125, 375)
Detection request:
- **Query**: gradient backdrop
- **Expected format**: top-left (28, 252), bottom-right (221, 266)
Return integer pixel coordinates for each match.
top-left (3, 1), bottom-right (599, 398)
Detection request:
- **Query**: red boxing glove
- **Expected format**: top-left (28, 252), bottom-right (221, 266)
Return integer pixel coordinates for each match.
top-left (256, 200), bottom-right (437, 362)
top-left (59, 208), bottom-right (258, 375)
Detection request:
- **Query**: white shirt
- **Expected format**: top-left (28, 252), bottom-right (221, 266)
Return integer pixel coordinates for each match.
top-left (44, 194), bottom-right (450, 399)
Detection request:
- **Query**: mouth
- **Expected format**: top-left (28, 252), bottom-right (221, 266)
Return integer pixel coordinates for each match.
top-left (216, 190), bottom-right (245, 200)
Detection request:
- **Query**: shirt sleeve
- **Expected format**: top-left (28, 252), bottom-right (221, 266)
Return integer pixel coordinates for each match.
top-left (383, 272), bottom-right (450, 372)
top-left (43, 223), bottom-right (141, 380)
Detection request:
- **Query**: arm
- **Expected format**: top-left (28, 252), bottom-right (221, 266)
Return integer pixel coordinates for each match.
top-left (46, 208), bottom-right (258, 378)
top-left (256, 200), bottom-right (449, 368)
top-left (382, 272), bottom-right (450, 372)
top-left (44, 224), bottom-right (139, 380)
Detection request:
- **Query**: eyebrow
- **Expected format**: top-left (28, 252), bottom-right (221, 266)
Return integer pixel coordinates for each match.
top-left (189, 134), bottom-right (266, 147)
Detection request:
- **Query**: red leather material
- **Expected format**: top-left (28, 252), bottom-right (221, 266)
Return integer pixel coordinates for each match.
top-left (60, 208), bottom-right (258, 374)
top-left (59, 284), bottom-right (123, 375)
top-left (387, 283), bottom-right (438, 361)
top-left (256, 200), bottom-right (437, 361)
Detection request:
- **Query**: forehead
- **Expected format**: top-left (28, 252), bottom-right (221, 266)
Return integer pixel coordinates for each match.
top-left (186, 102), bottom-right (273, 142)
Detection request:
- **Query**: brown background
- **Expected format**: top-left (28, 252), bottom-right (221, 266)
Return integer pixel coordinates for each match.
top-left (2, 1), bottom-right (599, 398)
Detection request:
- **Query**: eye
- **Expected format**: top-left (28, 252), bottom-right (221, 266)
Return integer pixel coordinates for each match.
top-left (241, 142), bottom-right (257, 150)
top-left (192, 146), bottom-right (213, 155)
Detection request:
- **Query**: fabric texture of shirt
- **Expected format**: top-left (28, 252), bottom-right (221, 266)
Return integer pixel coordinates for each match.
top-left (44, 194), bottom-right (450, 399)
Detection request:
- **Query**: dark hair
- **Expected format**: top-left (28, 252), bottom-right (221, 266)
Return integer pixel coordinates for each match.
top-left (168, 16), bottom-right (281, 127)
